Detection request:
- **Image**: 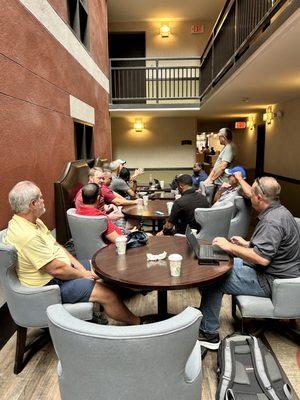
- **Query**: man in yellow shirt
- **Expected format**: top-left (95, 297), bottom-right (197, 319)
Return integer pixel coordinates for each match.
top-left (5, 181), bottom-right (140, 325)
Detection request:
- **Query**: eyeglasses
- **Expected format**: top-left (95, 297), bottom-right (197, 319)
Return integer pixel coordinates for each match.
top-left (255, 177), bottom-right (266, 196)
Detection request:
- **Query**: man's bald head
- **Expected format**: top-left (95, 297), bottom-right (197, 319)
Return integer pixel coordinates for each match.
top-left (253, 176), bottom-right (281, 203)
top-left (82, 183), bottom-right (99, 205)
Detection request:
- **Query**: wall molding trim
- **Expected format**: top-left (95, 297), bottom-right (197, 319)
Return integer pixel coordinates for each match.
top-left (69, 95), bottom-right (95, 125)
top-left (19, 0), bottom-right (109, 93)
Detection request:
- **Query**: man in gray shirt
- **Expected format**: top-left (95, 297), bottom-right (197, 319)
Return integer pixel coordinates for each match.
top-left (203, 127), bottom-right (235, 188)
top-left (198, 177), bottom-right (300, 350)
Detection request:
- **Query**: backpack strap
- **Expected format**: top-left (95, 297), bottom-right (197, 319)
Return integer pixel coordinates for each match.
top-left (248, 337), bottom-right (282, 400)
top-left (218, 338), bottom-right (234, 400)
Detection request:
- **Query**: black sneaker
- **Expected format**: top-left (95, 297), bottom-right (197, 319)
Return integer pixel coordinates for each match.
top-left (198, 329), bottom-right (220, 350)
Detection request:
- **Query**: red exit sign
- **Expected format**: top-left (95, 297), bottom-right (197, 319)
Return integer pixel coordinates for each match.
top-left (235, 121), bottom-right (247, 129)
top-left (191, 24), bottom-right (204, 34)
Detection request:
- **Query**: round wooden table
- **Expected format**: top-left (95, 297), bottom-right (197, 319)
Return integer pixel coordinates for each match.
top-left (122, 200), bottom-right (172, 231)
top-left (92, 236), bottom-right (233, 320)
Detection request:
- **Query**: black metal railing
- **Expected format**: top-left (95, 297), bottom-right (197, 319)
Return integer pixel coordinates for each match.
top-left (109, 57), bottom-right (201, 104)
top-left (109, 0), bottom-right (291, 105)
top-left (200, 0), bottom-right (289, 98)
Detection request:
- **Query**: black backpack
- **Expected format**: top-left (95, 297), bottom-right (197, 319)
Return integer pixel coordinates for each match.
top-left (216, 333), bottom-right (293, 400)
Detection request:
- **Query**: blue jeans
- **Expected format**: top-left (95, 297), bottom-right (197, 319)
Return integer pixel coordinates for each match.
top-left (199, 258), bottom-right (269, 333)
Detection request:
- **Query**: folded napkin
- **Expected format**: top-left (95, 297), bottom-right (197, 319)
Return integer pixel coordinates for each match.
top-left (146, 251), bottom-right (167, 261)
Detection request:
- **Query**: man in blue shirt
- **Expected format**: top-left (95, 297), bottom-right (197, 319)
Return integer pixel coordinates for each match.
top-left (192, 163), bottom-right (207, 190)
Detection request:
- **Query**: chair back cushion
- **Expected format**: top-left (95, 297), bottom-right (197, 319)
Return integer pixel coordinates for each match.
top-left (54, 160), bottom-right (89, 244)
top-left (67, 208), bottom-right (107, 259)
top-left (47, 305), bottom-right (202, 400)
top-left (195, 202), bottom-right (234, 242)
top-left (272, 277), bottom-right (300, 318)
top-left (228, 196), bottom-right (251, 238)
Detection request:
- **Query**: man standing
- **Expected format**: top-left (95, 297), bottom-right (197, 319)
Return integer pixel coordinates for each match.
top-left (202, 128), bottom-right (235, 191)
top-left (198, 177), bottom-right (300, 349)
top-left (157, 174), bottom-right (209, 235)
top-left (5, 181), bottom-right (141, 325)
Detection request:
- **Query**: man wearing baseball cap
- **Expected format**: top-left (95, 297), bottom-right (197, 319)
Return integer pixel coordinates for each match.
top-left (212, 165), bottom-right (247, 207)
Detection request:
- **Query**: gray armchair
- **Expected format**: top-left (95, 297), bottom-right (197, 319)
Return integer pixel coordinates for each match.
top-left (194, 202), bottom-right (235, 242)
top-left (0, 229), bottom-right (93, 374)
top-left (232, 277), bottom-right (300, 343)
top-left (47, 304), bottom-right (203, 400)
top-left (232, 217), bottom-right (300, 343)
top-left (228, 196), bottom-right (251, 238)
top-left (67, 208), bottom-right (107, 259)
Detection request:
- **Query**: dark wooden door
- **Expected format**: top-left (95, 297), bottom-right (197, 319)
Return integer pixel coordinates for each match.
top-left (255, 123), bottom-right (265, 177)
top-left (109, 32), bottom-right (146, 103)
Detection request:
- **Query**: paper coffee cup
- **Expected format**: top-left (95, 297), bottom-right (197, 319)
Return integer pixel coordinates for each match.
top-left (137, 198), bottom-right (143, 208)
top-left (166, 201), bottom-right (173, 214)
top-left (168, 254), bottom-right (182, 277)
top-left (143, 195), bottom-right (149, 207)
top-left (115, 235), bottom-right (127, 255)
top-left (159, 180), bottom-right (165, 189)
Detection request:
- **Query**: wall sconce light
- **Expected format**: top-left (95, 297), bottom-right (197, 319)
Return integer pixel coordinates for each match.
top-left (134, 119), bottom-right (144, 132)
top-left (246, 116), bottom-right (255, 130)
top-left (160, 24), bottom-right (170, 38)
top-left (263, 106), bottom-right (274, 124)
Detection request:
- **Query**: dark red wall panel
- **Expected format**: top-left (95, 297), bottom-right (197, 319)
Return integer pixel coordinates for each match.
top-left (0, 0), bottom-right (110, 230)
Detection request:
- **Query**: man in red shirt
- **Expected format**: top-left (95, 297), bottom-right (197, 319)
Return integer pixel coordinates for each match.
top-left (75, 168), bottom-right (138, 217)
top-left (76, 183), bottom-right (123, 243)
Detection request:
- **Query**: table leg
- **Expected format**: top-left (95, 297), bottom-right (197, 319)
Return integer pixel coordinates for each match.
top-left (157, 291), bottom-right (168, 320)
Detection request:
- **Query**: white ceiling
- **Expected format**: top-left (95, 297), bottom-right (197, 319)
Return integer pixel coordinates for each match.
top-left (110, 8), bottom-right (300, 121)
top-left (108, 0), bottom-right (227, 23)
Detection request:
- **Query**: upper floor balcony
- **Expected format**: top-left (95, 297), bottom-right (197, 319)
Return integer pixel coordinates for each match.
top-left (109, 0), bottom-right (296, 112)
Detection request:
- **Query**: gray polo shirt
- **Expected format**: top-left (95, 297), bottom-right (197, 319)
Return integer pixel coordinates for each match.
top-left (248, 202), bottom-right (300, 296)
top-left (213, 143), bottom-right (235, 185)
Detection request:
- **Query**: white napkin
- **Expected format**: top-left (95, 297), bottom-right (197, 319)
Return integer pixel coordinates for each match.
top-left (146, 251), bottom-right (167, 261)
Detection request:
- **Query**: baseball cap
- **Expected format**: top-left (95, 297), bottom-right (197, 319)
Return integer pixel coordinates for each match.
top-left (109, 159), bottom-right (126, 171)
top-left (225, 166), bottom-right (247, 179)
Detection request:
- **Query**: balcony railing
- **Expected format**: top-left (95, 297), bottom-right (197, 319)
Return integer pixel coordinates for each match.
top-left (109, 0), bottom-right (293, 106)
top-left (109, 57), bottom-right (201, 104)
top-left (200, 0), bottom-right (290, 99)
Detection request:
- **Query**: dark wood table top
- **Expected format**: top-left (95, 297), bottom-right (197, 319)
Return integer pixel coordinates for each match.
top-left (148, 192), bottom-right (175, 200)
top-left (92, 236), bottom-right (233, 291)
top-left (122, 200), bottom-right (172, 220)
top-left (137, 186), bottom-right (171, 193)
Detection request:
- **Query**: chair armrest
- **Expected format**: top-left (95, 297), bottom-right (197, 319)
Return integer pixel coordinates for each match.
top-left (272, 278), bottom-right (300, 318)
top-left (7, 283), bottom-right (62, 328)
top-left (184, 341), bottom-right (202, 383)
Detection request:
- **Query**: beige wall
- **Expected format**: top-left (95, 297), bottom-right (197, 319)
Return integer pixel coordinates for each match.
top-left (264, 98), bottom-right (300, 180)
top-left (109, 20), bottom-right (212, 59)
top-left (111, 117), bottom-right (197, 168)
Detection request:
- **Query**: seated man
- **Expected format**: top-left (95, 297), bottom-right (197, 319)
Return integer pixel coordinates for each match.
top-left (109, 167), bottom-right (143, 199)
top-left (157, 174), bottom-right (209, 236)
top-left (212, 166), bottom-right (247, 207)
top-left (192, 162), bottom-right (207, 190)
top-left (198, 177), bottom-right (300, 350)
top-left (76, 183), bottom-right (123, 243)
top-left (5, 181), bottom-right (141, 325)
top-left (75, 168), bottom-right (138, 220)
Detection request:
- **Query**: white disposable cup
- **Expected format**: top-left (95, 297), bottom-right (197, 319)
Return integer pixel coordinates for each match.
top-left (159, 180), bottom-right (165, 189)
top-left (115, 236), bottom-right (127, 255)
top-left (175, 194), bottom-right (181, 200)
top-left (168, 254), bottom-right (183, 277)
top-left (137, 198), bottom-right (143, 208)
top-left (143, 195), bottom-right (149, 207)
top-left (191, 229), bottom-right (197, 236)
top-left (166, 201), bottom-right (174, 214)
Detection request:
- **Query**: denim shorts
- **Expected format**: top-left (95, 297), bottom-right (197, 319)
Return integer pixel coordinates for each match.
top-left (46, 260), bottom-right (95, 303)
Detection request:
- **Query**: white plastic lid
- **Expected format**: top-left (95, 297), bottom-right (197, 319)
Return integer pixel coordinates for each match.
top-left (115, 235), bottom-right (127, 242)
top-left (168, 254), bottom-right (183, 261)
